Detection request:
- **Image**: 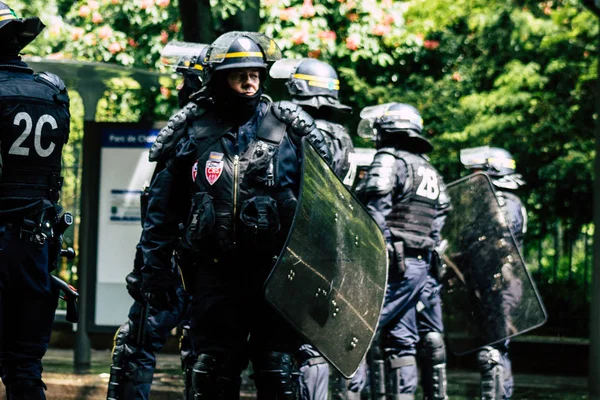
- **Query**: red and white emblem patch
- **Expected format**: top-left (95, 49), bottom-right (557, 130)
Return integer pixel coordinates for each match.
top-left (191, 162), bottom-right (198, 182)
top-left (205, 152), bottom-right (224, 185)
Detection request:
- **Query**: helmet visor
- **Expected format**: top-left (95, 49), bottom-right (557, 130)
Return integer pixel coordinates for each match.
top-left (357, 118), bottom-right (377, 140)
top-left (160, 40), bottom-right (208, 71)
top-left (269, 58), bottom-right (304, 79)
top-left (359, 104), bottom-right (390, 120)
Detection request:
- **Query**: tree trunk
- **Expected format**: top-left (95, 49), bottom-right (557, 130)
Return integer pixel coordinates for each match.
top-left (220, 0), bottom-right (261, 33)
top-left (178, 0), bottom-right (216, 43)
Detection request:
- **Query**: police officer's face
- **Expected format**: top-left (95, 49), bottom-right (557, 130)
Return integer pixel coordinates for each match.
top-left (227, 68), bottom-right (261, 96)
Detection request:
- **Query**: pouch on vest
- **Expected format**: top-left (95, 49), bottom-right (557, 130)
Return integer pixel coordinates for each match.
top-left (181, 192), bottom-right (215, 250)
top-left (240, 195), bottom-right (281, 235)
top-left (392, 240), bottom-right (406, 275)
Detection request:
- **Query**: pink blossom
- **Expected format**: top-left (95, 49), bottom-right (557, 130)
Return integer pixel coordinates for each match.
top-left (168, 23), bottom-right (179, 32)
top-left (382, 14), bottom-right (394, 25)
top-left (451, 72), bottom-right (462, 82)
top-left (372, 24), bottom-right (391, 36)
top-left (71, 27), bottom-right (85, 41)
top-left (279, 7), bottom-right (296, 21)
top-left (108, 42), bottom-right (123, 54)
top-left (128, 38), bottom-right (139, 48)
top-left (92, 12), bottom-right (103, 24)
top-left (423, 40), bottom-right (440, 50)
top-left (140, 0), bottom-right (154, 9)
top-left (301, 0), bottom-right (315, 18)
top-left (88, 0), bottom-right (100, 10)
top-left (156, 0), bottom-right (170, 7)
top-left (291, 30), bottom-right (309, 45)
top-left (79, 5), bottom-right (91, 17)
top-left (346, 34), bottom-right (360, 51)
top-left (317, 30), bottom-right (336, 42)
top-left (160, 30), bottom-right (169, 44)
top-left (347, 13), bottom-right (359, 22)
top-left (98, 25), bottom-right (113, 40)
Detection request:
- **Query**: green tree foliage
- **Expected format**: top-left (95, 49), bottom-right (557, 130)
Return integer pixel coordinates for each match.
top-left (9, 0), bottom-right (597, 332)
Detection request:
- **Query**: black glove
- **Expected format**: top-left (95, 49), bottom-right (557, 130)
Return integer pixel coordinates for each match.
top-left (141, 268), bottom-right (181, 309)
top-left (125, 270), bottom-right (144, 303)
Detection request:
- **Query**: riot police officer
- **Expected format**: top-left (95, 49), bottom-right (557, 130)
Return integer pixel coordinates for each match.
top-left (270, 57), bottom-right (355, 400)
top-left (0, 3), bottom-right (71, 399)
top-left (140, 32), bottom-right (331, 399)
top-left (106, 45), bottom-right (212, 400)
top-left (461, 146), bottom-right (527, 400)
top-left (351, 103), bottom-right (451, 400)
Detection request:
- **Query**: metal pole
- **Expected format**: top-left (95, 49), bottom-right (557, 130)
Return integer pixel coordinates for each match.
top-left (589, 15), bottom-right (600, 399)
top-left (74, 86), bottom-right (105, 373)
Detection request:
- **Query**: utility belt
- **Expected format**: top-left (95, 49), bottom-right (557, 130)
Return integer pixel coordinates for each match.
top-left (1, 206), bottom-right (59, 245)
top-left (390, 241), bottom-right (431, 276)
top-left (0, 173), bottom-right (63, 202)
top-left (403, 247), bottom-right (432, 262)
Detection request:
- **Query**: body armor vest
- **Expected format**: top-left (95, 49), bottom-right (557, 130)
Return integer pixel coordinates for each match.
top-left (0, 68), bottom-right (70, 206)
top-left (182, 103), bottom-right (297, 256)
top-left (387, 150), bottom-right (444, 250)
top-left (315, 119), bottom-right (353, 180)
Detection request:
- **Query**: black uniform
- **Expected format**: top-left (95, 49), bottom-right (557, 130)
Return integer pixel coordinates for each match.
top-left (0, 58), bottom-right (70, 399)
top-left (141, 32), bottom-right (331, 399)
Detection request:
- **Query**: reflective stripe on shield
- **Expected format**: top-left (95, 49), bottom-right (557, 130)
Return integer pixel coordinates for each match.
top-left (264, 139), bottom-right (388, 378)
top-left (440, 172), bottom-right (547, 355)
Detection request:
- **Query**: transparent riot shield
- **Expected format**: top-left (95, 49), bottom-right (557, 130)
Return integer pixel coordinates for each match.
top-left (264, 140), bottom-right (388, 378)
top-left (440, 172), bottom-right (547, 355)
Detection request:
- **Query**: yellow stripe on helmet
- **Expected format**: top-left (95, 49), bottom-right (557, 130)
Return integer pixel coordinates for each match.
top-left (183, 61), bottom-right (203, 71)
top-left (293, 73), bottom-right (339, 85)
top-left (0, 14), bottom-right (16, 21)
top-left (308, 80), bottom-right (340, 90)
top-left (224, 51), bottom-right (264, 59)
top-left (488, 157), bottom-right (516, 169)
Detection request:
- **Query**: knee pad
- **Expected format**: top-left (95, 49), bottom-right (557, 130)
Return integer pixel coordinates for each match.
top-left (477, 347), bottom-right (504, 400)
top-left (422, 332), bottom-right (446, 366)
top-left (387, 354), bottom-right (417, 398)
top-left (420, 332), bottom-right (447, 400)
top-left (108, 322), bottom-right (153, 400)
top-left (252, 351), bottom-right (299, 400)
top-left (191, 353), bottom-right (241, 399)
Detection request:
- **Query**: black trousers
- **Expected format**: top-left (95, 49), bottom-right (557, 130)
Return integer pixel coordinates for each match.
top-left (0, 225), bottom-right (57, 395)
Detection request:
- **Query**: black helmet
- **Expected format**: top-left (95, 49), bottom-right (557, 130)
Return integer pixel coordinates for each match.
top-left (357, 102), bottom-right (433, 153)
top-left (203, 32), bottom-right (281, 88)
top-left (0, 2), bottom-right (45, 54)
top-left (270, 58), bottom-right (352, 112)
top-left (460, 146), bottom-right (525, 189)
